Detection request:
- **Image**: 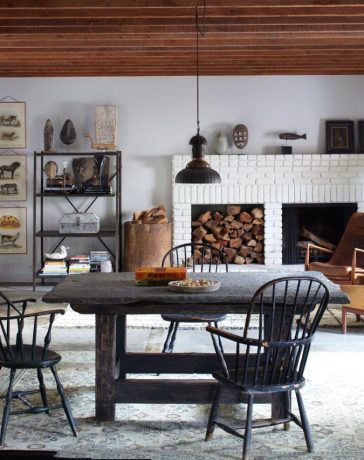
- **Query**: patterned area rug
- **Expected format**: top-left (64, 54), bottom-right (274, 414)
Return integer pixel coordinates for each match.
top-left (0, 349), bottom-right (363, 459)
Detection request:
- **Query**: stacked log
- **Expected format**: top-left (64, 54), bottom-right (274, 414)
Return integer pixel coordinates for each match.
top-left (192, 206), bottom-right (264, 264)
top-left (132, 204), bottom-right (168, 224)
top-left (297, 226), bottom-right (336, 259)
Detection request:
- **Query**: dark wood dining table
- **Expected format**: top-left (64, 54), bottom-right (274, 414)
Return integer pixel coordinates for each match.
top-left (43, 271), bottom-right (349, 422)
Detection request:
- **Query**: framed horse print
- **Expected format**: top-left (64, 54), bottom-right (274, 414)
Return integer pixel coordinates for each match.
top-left (0, 207), bottom-right (27, 254)
top-left (0, 154), bottom-right (26, 201)
top-left (0, 102), bottom-right (26, 148)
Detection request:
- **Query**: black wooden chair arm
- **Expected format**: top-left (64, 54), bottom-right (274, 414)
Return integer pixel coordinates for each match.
top-left (0, 308), bottom-right (65, 321)
top-left (0, 298), bottom-right (37, 305)
top-left (0, 299), bottom-right (36, 307)
top-left (12, 298), bottom-right (37, 304)
top-left (206, 325), bottom-right (262, 347)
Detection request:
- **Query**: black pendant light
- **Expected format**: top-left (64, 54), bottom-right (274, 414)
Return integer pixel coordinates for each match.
top-left (175, 7), bottom-right (221, 184)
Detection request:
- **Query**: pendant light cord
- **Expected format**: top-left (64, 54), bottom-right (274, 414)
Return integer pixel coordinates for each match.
top-left (196, 1), bottom-right (206, 135)
top-left (196, 7), bottom-right (200, 134)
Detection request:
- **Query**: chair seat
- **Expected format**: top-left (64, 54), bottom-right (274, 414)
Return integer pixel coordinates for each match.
top-left (161, 313), bottom-right (227, 323)
top-left (308, 261), bottom-right (364, 284)
top-left (0, 345), bottom-right (61, 369)
top-left (212, 367), bottom-right (305, 394)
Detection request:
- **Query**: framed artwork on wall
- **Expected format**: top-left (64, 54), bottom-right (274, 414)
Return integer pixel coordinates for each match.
top-left (0, 207), bottom-right (27, 254)
top-left (0, 102), bottom-right (26, 149)
top-left (325, 120), bottom-right (354, 154)
top-left (358, 120), bottom-right (364, 153)
top-left (95, 105), bottom-right (117, 146)
top-left (0, 154), bottom-right (27, 201)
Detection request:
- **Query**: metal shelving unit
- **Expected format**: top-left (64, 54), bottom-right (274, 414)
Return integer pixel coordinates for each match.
top-left (33, 151), bottom-right (122, 290)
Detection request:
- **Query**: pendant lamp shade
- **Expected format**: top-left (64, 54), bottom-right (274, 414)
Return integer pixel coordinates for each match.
top-left (175, 133), bottom-right (221, 183)
top-left (174, 7), bottom-right (221, 184)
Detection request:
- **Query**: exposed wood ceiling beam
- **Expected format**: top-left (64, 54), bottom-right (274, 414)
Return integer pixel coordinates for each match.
top-left (0, 1), bottom-right (364, 77)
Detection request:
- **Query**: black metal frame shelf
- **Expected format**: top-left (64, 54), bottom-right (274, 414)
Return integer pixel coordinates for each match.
top-left (36, 269), bottom-right (67, 278)
top-left (35, 230), bottom-right (116, 238)
top-left (36, 193), bottom-right (116, 197)
top-left (33, 150), bottom-right (122, 290)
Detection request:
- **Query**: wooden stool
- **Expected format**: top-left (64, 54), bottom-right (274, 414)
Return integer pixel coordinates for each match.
top-left (340, 285), bottom-right (364, 334)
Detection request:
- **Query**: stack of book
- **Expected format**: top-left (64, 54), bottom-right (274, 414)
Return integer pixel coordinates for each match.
top-left (68, 255), bottom-right (91, 274)
top-left (89, 250), bottom-right (110, 272)
top-left (41, 258), bottom-right (68, 276)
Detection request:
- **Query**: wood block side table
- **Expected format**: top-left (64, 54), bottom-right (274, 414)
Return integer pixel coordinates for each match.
top-left (340, 285), bottom-right (364, 334)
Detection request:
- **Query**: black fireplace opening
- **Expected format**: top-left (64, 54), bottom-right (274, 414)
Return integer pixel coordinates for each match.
top-left (282, 203), bottom-right (357, 264)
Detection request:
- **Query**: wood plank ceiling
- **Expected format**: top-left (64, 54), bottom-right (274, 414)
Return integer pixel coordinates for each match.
top-left (1, 0), bottom-right (364, 77)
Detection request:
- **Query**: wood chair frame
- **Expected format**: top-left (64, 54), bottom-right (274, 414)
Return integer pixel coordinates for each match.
top-left (161, 242), bottom-right (228, 354)
top-left (305, 243), bottom-right (364, 285)
top-left (0, 290), bottom-right (77, 445)
top-left (205, 276), bottom-right (330, 460)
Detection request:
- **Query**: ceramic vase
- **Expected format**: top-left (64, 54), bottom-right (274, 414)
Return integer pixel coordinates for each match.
top-left (214, 131), bottom-right (228, 155)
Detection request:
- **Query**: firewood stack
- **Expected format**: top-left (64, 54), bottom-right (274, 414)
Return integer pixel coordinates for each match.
top-left (297, 227), bottom-right (336, 258)
top-left (132, 204), bottom-right (168, 224)
top-left (192, 205), bottom-right (264, 264)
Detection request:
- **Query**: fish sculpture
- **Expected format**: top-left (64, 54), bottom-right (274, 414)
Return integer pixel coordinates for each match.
top-left (279, 132), bottom-right (306, 140)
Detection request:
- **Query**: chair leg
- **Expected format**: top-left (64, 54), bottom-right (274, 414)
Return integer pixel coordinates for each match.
top-left (214, 321), bottom-right (224, 354)
top-left (242, 394), bottom-right (254, 460)
top-left (205, 382), bottom-right (222, 441)
top-left (0, 368), bottom-right (16, 446)
top-left (169, 321), bottom-right (180, 352)
top-left (295, 389), bottom-right (314, 453)
top-left (50, 366), bottom-right (77, 437)
top-left (164, 322), bottom-right (179, 353)
top-left (162, 321), bottom-right (175, 353)
top-left (209, 322), bottom-right (229, 377)
top-left (283, 391), bottom-right (291, 431)
top-left (37, 368), bottom-right (49, 414)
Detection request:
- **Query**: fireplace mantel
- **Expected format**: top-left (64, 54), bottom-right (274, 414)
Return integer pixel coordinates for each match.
top-left (172, 154), bottom-right (364, 265)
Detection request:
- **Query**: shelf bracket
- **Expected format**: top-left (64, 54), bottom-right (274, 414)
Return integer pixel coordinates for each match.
top-left (97, 237), bottom-right (115, 258)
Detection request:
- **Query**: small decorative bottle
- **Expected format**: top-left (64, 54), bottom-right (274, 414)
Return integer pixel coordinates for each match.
top-left (214, 131), bottom-right (228, 155)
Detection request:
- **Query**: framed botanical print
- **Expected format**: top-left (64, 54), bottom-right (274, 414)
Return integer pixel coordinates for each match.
top-left (0, 102), bottom-right (26, 149)
top-left (0, 207), bottom-right (27, 254)
top-left (0, 154), bottom-right (27, 201)
top-left (326, 120), bottom-right (354, 154)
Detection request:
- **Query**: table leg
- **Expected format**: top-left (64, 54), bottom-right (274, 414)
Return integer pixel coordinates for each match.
top-left (96, 314), bottom-right (116, 421)
top-left (342, 307), bottom-right (347, 334)
top-left (116, 314), bottom-right (127, 379)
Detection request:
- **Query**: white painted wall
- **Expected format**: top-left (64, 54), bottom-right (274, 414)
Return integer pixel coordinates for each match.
top-left (1, 75), bottom-right (364, 281)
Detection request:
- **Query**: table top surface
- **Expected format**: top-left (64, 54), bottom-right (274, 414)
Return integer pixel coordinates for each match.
top-left (43, 271), bottom-right (349, 315)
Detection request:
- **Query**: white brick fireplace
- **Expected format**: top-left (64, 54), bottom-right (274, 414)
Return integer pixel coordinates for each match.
top-left (172, 154), bottom-right (364, 265)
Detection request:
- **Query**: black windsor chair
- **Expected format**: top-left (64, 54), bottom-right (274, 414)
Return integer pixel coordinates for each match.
top-left (0, 290), bottom-right (77, 445)
top-left (161, 243), bottom-right (229, 354)
top-left (205, 276), bottom-right (330, 460)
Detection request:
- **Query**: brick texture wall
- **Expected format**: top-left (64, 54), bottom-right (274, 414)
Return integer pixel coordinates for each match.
top-left (172, 154), bottom-right (364, 266)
